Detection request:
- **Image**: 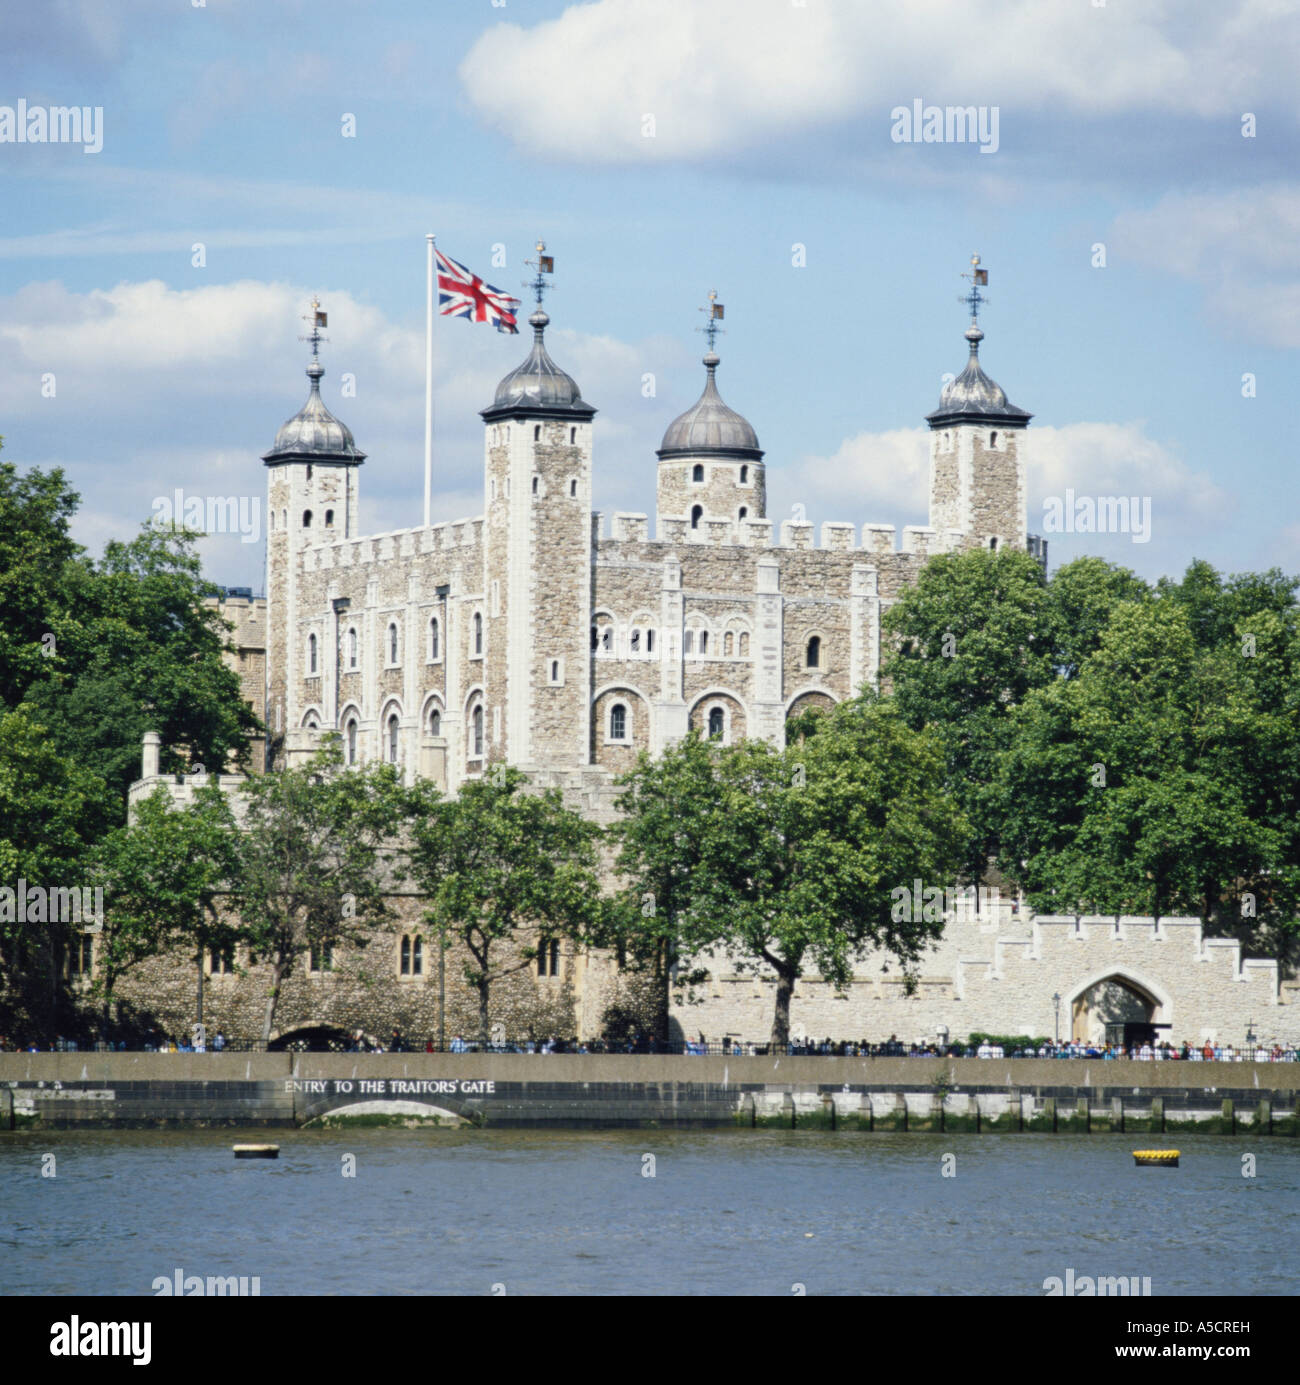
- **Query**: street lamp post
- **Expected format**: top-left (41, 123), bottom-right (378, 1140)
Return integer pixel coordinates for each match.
top-left (1052, 992), bottom-right (1061, 1046)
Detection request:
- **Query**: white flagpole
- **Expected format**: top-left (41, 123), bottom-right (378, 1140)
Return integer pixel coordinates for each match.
top-left (424, 232), bottom-right (435, 528)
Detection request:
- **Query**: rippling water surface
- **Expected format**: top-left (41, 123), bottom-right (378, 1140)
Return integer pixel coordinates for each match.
top-left (2, 1129), bottom-right (1295, 1295)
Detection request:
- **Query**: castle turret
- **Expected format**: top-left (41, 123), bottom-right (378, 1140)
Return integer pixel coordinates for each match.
top-left (479, 245), bottom-right (595, 770)
top-left (926, 257), bottom-right (1031, 553)
top-left (262, 299), bottom-right (365, 762)
top-left (656, 293), bottom-right (764, 538)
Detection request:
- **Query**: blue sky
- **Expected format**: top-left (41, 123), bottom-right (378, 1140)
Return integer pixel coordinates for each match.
top-left (1, 0), bottom-right (1296, 589)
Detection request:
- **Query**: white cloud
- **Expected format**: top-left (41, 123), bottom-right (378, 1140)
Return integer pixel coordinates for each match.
top-left (1113, 185), bottom-right (1300, 347)
top-left (460, 0), bottom-right (1298, 166)
top-left (777, 420), bottom-right (1229, 578)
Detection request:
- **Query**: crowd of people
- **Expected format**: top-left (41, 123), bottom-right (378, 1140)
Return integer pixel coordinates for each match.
top-left (3, 1029), bottom-right (1297, 1060)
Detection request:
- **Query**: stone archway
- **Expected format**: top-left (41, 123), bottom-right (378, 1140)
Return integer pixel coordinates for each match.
top-left (1068, 972), bottom-right (1165, 1045)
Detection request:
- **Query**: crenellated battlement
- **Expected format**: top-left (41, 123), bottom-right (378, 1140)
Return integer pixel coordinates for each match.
top-left (593, 512), bottom-right (965, 556)
top-left (301, 516), bottom-right (485, 571)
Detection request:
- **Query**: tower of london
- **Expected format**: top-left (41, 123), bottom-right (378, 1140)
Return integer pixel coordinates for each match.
top-left (265, 277), bottom-right (1037, 788)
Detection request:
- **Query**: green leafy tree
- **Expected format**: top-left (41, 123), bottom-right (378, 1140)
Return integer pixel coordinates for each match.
top-left (0, 706), bottom-right (102, 1034)
top-left (91, 783), bottom-right (241, 1036)
top-left (882, 547), bottom-right (1054, 889)
top-left (407, 766), bottom-right (604, 1044)
top-left (229, 741), bottom-right (406, 1042)
top-left (615, 703), bottom-right (967, 1048)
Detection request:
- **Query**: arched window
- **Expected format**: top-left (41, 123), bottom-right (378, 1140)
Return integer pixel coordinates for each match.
top-left (346, 718), bottom-right (358, 765)
top-left (569, 478), bottom-right (578, 497)
top-left (303, 509), bottom-right (312, 528)
top-left (738, 506), bottom-right (747, 521)
top-left (308, 633), bottom-right (318, 674)
top-left (989, 537), bottom-right (998, 551)
top-left (473, 612), bottom-right (483, 655)
top-left (690, 504), bottom-right (703, 530)
top-left (806, 636), bottom-right (821, 668)
top-left (569, 427), bottom-right (576, 444)
top-left (740, 465), bottom-right (748, 483)
top-left (724, 632), bottom-right (734, 657)
top-left (269, 510), bottom-right (275, 532)
top-left (708, 706), bottom-right (725, 739)
top-left (692, 464), bottom-right (704, 483)
top-left (388, 623), bottom-right (399, 664)
top-left (534, 424), bottom-right (541, 441)
top-left (610, 703), bottom-right (627, 741)
top-left (348, 628), bottom-right (358, 669)
top-left (281, 508), bottom-right (288, 530)
top-left (412, 936), bottom-right (423, 975)
top-left (739, 632), bottom-right (750, 657)
top-left (387, 713), bottom-right (399, 763)
top-left (990, 431), bottom-right (998, 448)
top-left (325, 509), bottom-right (334, 527)
top-left (472, 705), bottom-right (484, 758)
top-left (550, 659), bottom-right (560, 683)
top-left (630, 628), bottom-right (640, 654)
top-left (532, 475), bottom-right (540, 495)
top-left (429, 706), bottom-right (441, 736)
top-left (683, 629), bottom-right (694, 655)
top-left (306, 464), bottom-right (313, 481)
top-left (645, 629), bottom-right (655, 654)
top-left (429, 616), bottom-right (440, 660)
top-left (400, 936), bottom-right (410, 975)
top-left (699, 630), bottom-right (709, 655)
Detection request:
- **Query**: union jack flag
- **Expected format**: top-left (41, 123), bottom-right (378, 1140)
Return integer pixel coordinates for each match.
top-left (435, 249), bottom-right (521, 333)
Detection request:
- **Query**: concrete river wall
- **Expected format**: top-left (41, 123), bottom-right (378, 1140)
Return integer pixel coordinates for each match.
top-left (2, 1054), bottom-right (1298, 1132)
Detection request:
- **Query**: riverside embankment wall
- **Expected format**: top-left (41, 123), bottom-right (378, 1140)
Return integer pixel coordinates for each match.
top-left (3, 1054), bottom-right (1298, 1131)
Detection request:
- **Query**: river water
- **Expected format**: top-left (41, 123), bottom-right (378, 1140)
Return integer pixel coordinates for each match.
top-left (3, 1129), bottom-right (1295, 1295)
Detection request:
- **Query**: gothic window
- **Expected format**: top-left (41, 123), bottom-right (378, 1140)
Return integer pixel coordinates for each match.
top-left (692, 464), bottom-right (704, 483)
top-left (348, 628), bottom-right (358, 669)
top-left (473, 612), bottom-right (483, 655)
top-left (67, 935), bottom-right (94, 979)
top-left (609, 703), bottom-right (628, 741)
top-left (691, 505), bottom-right (703, 530)
top-left (806, 636), bottom-right (821, 668)
top-left (708, 706), bottom-right (725, 739)
top-left (303, 509), bottom-right (312, 528)
top-left (308, 633), bottom-right (318, 674)
top-left (387, 713), bottom-right (399, 763)
top-left (346, 718), bottom-right (358, 765)
top-left (400, 935), bottom-right (423, 977)
top-left (429, 617), bottom-right (440, 660)
top-left (429, 707), bottom-right (441, 736)
top-left (740, 465), bottom-right (749, 484)
top-left (724, 632), bottom-right (734, 657)
top-left (472, 705), bottom-right (484, 758)
top-left (388, 623), bottom-right (399, 664)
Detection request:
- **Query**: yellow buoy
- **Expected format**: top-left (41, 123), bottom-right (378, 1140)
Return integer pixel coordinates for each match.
top-left (1133, 1149), bottom-right (1179, 1167)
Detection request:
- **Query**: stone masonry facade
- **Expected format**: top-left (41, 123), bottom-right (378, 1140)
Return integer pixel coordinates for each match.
top-left (111, 283), bottom-right (1298, 1047)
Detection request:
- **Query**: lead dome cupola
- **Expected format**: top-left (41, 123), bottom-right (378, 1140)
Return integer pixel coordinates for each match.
top-left (657, 351), bottom-right (762, 461)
